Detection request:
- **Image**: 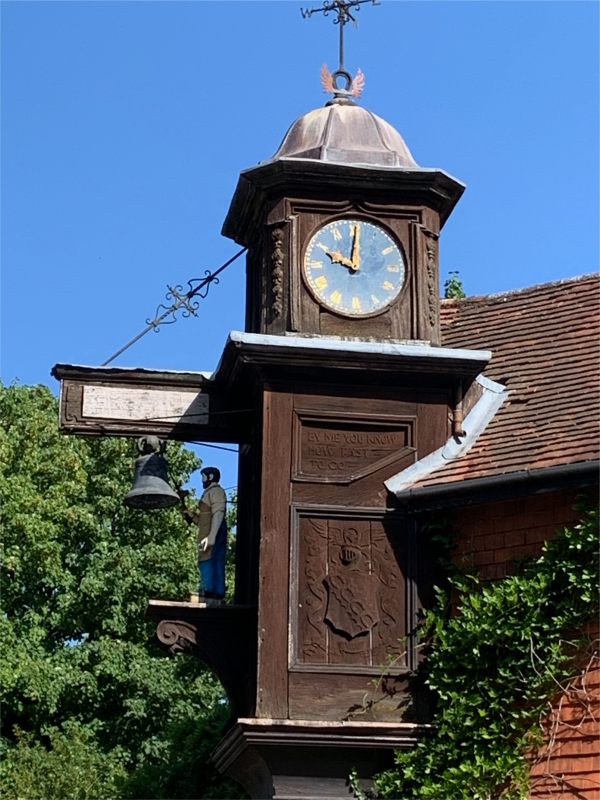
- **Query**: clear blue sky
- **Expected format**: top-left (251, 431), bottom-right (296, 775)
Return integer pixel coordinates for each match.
top-left (2, 0), bottom-right (598, 491)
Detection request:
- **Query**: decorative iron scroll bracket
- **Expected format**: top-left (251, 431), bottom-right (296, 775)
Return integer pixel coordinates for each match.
top-left (101, 247), bottom-right (247, 367)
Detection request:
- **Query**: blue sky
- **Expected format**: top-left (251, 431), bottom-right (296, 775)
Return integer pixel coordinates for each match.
top-left (1, 0), bottom-right (598, 491)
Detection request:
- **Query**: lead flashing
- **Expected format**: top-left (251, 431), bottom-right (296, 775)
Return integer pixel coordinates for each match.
top-left (224, 330), bottom-right (490, 364)
top-left (385, 374), bottom-right (508, 495)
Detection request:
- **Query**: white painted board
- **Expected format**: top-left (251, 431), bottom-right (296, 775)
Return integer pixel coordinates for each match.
top-left (82, 386), bottom-right (209, 424)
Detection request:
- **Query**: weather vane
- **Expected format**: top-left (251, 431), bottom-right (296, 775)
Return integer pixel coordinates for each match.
top-left (301, 0), bottom-right (380, 102)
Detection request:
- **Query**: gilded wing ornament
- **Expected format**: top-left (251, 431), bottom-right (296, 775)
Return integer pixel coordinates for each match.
top-left (351, 68), bottom-right (365, 97)
top-left (321, 63), bottom-right (335, 94)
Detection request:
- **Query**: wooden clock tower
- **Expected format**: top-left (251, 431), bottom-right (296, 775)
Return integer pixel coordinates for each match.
top-left (223, 101), bottom-right (464, 345)
top-left (52, 79), bottom-right (492, 796)
top-left (144, 47), bottom-right (489, 800)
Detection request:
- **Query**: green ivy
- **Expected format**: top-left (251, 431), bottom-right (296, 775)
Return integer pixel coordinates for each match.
top-left (374, 500), bottom-right (599, 800)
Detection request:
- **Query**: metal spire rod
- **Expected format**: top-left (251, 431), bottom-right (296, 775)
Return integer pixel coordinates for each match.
top-left (301, 0), bottom-right (380, 73)
top-left (101, 247), bottom-right (247, 367)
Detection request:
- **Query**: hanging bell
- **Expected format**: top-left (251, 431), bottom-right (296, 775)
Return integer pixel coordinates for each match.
top-left (124, 436), bottom-right (180, 510)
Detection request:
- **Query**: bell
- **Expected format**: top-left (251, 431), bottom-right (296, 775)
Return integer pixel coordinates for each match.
top-left (124, 437), bottom-right (180, 510)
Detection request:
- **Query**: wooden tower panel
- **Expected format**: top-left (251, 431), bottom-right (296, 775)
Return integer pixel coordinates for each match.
top-left (256, 389), bottom-right (293, 719)
top-left (253, 381), bottom-right (450, 722)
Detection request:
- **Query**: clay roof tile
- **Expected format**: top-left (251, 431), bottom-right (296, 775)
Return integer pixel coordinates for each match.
top-left (416, 274), bottom-right (599, 487)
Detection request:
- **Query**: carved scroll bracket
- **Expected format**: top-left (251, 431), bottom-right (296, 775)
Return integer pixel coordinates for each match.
top-left (148, 602), bottom-right (258, 717)
top-left (157, 619), bottom-right (198, 655)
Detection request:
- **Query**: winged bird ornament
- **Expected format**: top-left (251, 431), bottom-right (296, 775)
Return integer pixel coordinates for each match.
top-left (321, 64), bottom-right (365, 98)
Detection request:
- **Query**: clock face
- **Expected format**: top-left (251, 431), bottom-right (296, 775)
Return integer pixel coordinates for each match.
top-left (303, 219), bottom-right (406, 317)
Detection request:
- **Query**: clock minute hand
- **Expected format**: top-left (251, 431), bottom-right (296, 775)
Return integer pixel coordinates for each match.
top-left (350, 224), bottom-right (361, 271)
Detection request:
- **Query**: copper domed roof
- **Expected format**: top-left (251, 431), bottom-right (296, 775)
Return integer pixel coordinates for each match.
top-left (271, 103), bottom-right (418, 169)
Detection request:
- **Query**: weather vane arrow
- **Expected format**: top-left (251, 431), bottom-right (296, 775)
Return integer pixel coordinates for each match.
top-left (301, 0), bottom-right (379, 101)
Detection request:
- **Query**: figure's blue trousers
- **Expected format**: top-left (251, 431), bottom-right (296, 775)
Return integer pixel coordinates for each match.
top-left (199, 520), bottom-right (227, 598)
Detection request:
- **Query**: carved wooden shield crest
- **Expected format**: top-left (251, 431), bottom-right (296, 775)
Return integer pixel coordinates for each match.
top-left (324, 547), bottom-right (379, 639)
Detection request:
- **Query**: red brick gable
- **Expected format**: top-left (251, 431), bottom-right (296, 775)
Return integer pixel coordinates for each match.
top-left (416, 274), bottom-right (599, 487)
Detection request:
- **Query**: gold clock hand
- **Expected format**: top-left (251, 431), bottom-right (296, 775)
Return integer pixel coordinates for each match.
top-left (325, 248), bottom-right (354, 269)
top-left (350, 224), bottom-right (361, 271)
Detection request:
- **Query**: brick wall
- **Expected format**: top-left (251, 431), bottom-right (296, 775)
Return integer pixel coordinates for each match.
top-left (528, 623), bottom-right (600, 799)
top-left (450, 488), bottom-right (599, 799)
top-left (452, 488), bottom-right (583, 581)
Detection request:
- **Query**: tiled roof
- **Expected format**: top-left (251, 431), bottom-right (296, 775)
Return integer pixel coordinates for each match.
top-left (415, 274), bottom-right (599, 488)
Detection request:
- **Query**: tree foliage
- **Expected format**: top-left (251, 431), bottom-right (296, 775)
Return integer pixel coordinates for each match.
top-left (0, 384), bottom-right (237, 799)
top-left (443, 271), bottom-right (466, 299)
top-left (374, 501), bottom-right (599, 800)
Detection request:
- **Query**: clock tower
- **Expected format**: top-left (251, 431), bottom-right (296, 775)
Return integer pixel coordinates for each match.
top-left (142, 25), bottom-right (490, 799)
top-left (177, 77), bottom-right (490, 799)
top-left (223, 96), bottom-right (464, 343)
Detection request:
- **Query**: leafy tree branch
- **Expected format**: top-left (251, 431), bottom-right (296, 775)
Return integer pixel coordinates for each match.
top-left (0, 384), bottom-right (239, 799)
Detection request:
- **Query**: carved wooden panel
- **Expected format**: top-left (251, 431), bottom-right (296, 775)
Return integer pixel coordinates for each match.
top-left (292, 411), bottom-right (415, 484)
top-left (291, 508), bottom-right (411, 674)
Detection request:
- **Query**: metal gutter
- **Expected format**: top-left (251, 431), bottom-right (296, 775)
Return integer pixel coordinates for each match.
top-left (396, 461), bottom-right (599, 512)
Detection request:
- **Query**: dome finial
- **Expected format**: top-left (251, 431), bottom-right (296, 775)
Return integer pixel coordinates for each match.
top-left (301, 0), bottom-right (379, 104)
top-left (321, 64), bottom-right (365, 106)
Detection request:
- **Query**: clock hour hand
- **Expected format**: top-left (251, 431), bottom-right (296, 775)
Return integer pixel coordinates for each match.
top-left (325, 248), bottom-right (354, 269)
top-left (350, 224), bottom-right (361, 271)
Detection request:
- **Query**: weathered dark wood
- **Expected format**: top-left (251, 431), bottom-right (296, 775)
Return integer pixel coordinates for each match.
top-left (234, 440), bottom-right (261, 606)
top-left (213, 718), bottom-right (428, 800)
top-left (256, 389), bottom-right (293, 718)
top-left (222, 158), bottom-right (464, 240)
top-left (290, 508), bottom-right (409, 669)
top-left (263, 201), bottom-right (441, 342)
top-left (292, 411), bottom-right (414, 484)
top-left (248, 376), bottom-right (445, 723)
top-left (288, 672), bottom-right (412, 722)
top-left (139, 116), bottom-right (473, 796)
top-left (287, 386), bottom-right (447, 508)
